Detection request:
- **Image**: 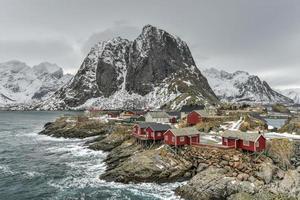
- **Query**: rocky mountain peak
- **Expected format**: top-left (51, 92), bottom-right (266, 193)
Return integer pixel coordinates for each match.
top-left (203, 68), bottom-right (293, 104)
top-left (0, 60), bottom-right (73, 106)
top-left (0, 60), bottom-right (30, 73)
top-left (33, 62), bottom-right (63, 79)
top-left (38, 25), bottom-right (218, 110)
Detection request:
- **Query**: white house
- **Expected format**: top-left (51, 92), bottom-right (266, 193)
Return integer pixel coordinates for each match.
top-left (144, 111), bottom-right (170, 123)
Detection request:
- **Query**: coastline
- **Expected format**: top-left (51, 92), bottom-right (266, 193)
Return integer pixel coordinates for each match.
top-left (38, 115), bottom-right (300, 200)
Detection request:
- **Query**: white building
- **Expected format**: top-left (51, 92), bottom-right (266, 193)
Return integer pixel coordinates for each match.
top-left (145, 111), bottom-right (170, 123)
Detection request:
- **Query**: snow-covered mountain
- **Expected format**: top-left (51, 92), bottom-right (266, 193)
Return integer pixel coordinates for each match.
top-left (202, 68), bottom-right (293, 104)
top-left (279, 88), bottom-right (300, 104)
top-left (0, 60), bottom-right (73, 107)
top-left (38, 25), bottom-right (218, 110)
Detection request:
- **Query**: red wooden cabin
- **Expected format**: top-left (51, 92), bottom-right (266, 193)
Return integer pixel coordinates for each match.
top-left (222, 130), bottom-right (266, 152)
top-left (145, 123), bottom-right (171, 141)
top-left (132, 122), bottom-right (170, 141)
top-left (164, 127), bottom-right (200, 146)
top-left (187, 110), bottom-right (211, 126)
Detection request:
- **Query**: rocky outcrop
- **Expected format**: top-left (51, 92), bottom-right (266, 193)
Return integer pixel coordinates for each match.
top-left (100, 144), bottom-right (192, 183)
top-left (272, 103), bottom-right (291, 114)
top-left (39, 117), bottom-right (110, 138)
top-left (38, 25), bottom-right (218, 110)
top-left (176, 166), bottom-right (259, 200)
top-left (88, 126), bottom-right (131, 151)
top-left (39, 116), bottom-right (300, 199)
top-left (279, 117), bottom-right (300, 134)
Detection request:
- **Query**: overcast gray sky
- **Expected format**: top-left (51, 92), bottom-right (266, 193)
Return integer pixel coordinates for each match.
top-left (0, 0), bottom-right (300, 89)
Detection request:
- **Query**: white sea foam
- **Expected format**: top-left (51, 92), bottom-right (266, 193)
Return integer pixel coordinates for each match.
top-left (0, 165), bottom-right (15, 175)
top-left (45, 140), bottom-right (183, 199)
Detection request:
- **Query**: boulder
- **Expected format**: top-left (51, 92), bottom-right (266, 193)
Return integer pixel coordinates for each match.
top-left (278, 170), bottom-right (300, 197)
top-left (255, 162), bottom-right (275, 184)
top-left (197, 163), bottom-right (208, 173)
top-left (176, 167), bottom-right (256, 200)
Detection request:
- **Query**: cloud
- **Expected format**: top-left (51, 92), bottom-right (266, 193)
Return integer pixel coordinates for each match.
top-left (0, 38), bottom-right (82, 74)
top-left (1, 0), bottom-right (300, 88)
top-left (81, 22), bottom-right (140, 54)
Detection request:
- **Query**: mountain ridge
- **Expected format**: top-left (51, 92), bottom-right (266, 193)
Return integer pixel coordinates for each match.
top-left (0, 60), bottom-right (73, 107)
top-left (202, 67), bottom-right (293, 104)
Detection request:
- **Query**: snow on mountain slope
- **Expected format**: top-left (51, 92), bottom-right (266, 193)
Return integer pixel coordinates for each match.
top-left (0, 60), bottom-right (73, 106)
top-left (202, 68), bottom-right (293, 104)
top-left (38, 25), bottom-right (218, 110)
top-left (279, 88), bottom-right (300, 104)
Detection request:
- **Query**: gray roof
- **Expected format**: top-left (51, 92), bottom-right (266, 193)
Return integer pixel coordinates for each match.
top-left (167, 127), bottom-right (200, 136)
top-left (180, 105), bottom-right (205, 113)
top-left (222, 130), bottom-right (264, 142)
top-left (167, 111), bottom-right (181, 119)
top-left (146, 111), bottom-right (170, 119)
top-left (137, 122), bottom-right (171, 131)
top-left (194, 110), bottom-right (212, 118)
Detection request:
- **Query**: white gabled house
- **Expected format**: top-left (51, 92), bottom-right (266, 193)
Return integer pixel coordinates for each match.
top-left (145, 111), bottom-right (170, 123)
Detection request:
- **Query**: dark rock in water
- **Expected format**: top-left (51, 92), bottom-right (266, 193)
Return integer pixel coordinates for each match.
top-left (44, 122), bottom-right (53, 128)
top-left (39, 120), bottom-right (109, 138)
top-left (38, 25), bottom-right (218, 110)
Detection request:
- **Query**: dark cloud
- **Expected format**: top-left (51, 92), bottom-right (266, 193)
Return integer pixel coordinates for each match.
top-left (0, 0), bottom-right (300, 88)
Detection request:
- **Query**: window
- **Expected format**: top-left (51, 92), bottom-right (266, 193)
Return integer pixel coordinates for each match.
top-left (151, 132), bottom-right (155, 137)
top-left (224, 138), bottom-right (227, 143)
top-left (256, 142), bottom-right (259, 147)
top-left (180, 137), bottom-right (185, 142)
top-left (172, 136), bottom-right (175, 142)
top-left (165, 135), bottom-right (168, 141)
top-left (157, 132), bottom-right (161, 136)
top-left (243, 140), bottom-right (250, 146)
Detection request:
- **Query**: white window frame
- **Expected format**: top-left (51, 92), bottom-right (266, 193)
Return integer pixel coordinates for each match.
top-left (243, 140), bottom-right (250, 146)
top-left (151, 132), bottom-right (155, 137)
top-left (180, 136), bottom-right (185, 142)
top-left (172, 136), bottom-right (175, 142)
top-left (165, 135), bottom-right (168, 141)
top-left (157, 132), bottom-right (161, 136)
top-left (256, 142), bottom-right (259, 147)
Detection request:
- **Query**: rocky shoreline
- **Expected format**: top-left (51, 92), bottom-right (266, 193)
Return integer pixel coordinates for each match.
top-left (39, 117), bottom-right (300, 200)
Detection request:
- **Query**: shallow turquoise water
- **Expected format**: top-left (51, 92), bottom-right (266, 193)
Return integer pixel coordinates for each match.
top-left (0, 111), bottom-right (181, 200)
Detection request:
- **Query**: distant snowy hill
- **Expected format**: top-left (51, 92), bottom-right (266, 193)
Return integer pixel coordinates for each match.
top-left (202, 68), bottom-right (293, 104)
top-left (0, 60), bottom-right (73, 107)
top-left (37, 25), bottom-right (218, 110)
top-left (279, 88), bottom-right (300, 104)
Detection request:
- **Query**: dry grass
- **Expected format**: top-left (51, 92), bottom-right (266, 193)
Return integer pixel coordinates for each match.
top-left (267, 138), bottom-right (295, 170)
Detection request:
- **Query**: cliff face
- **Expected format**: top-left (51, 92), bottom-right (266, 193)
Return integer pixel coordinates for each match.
top-left (38, 25), bottom-right (218, 110)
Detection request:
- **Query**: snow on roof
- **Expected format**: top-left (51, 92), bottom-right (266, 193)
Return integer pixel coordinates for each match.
top-left (222, 130), bottom-right (264, 142)
top-left (146, 111), bottom-right (170, 118)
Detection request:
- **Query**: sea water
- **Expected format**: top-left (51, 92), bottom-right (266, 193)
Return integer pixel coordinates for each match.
top-left (0, 111), bottom-right (182, 200)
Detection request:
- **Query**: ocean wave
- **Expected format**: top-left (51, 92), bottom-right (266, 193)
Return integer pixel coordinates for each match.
top-left (0, 164), bottom-right (15, 175)
top-left (23, 171), bottom-right (45, 178)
